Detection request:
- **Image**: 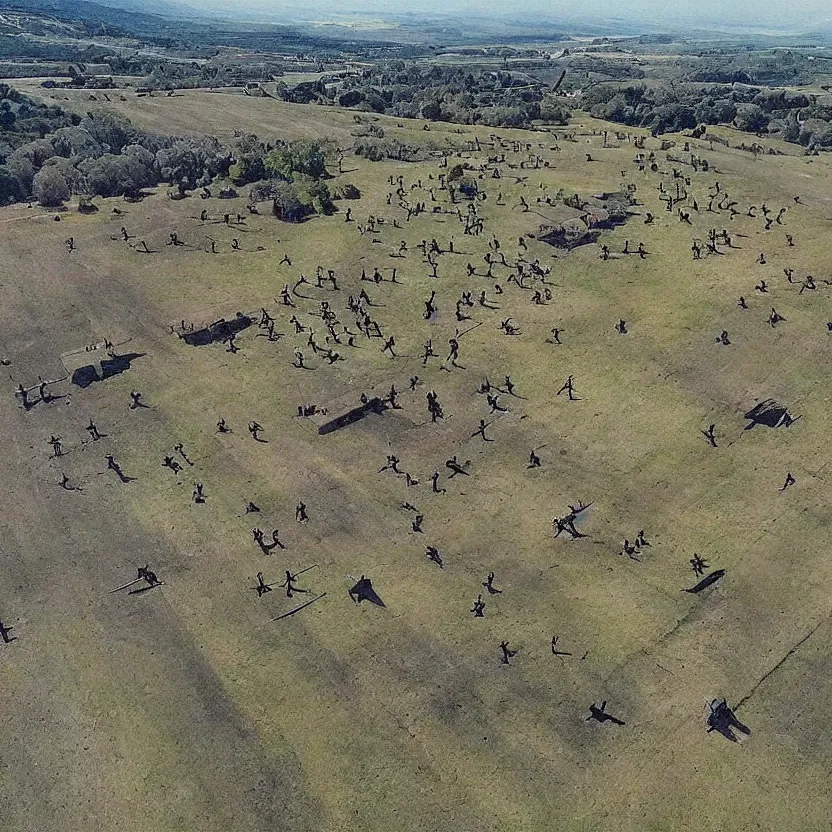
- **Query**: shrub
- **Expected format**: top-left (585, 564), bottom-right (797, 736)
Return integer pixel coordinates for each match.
top-left (264, 139), bottom-right (327, 181)
top-left (272, 182), bottom-right (309, 222)
top-left (32, 165), bottom-right (69, 206)
top-left (332, 182), bottom-right (360, 199)
top-left (0, 166), bottom-right (24, 204)
top-left (272, 179), bottom-right (333, 222)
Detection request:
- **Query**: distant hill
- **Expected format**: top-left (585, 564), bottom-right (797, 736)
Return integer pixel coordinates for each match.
top-left (0, 0), bottom-right (387, 48)
top-left (76, 0), bottom-right (203, 20)
top-left (0, 0), bottom-right (174, 32)
top-left (806, 20), bottom-right (832, 40)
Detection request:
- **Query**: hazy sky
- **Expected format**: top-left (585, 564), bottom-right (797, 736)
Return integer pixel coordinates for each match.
top-left (183, 0), bottom-right (832, 28)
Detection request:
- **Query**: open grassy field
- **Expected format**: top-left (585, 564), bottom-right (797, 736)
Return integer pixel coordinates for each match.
top-left (2, 87), bottom-right (832, 831)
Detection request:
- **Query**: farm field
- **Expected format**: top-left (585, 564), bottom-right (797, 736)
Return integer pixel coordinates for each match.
top-left (1, 87), bottom-right (832, 831)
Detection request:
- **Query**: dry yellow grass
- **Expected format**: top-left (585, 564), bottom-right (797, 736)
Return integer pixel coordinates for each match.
top-left (1, 88), bottom-right (832, 831)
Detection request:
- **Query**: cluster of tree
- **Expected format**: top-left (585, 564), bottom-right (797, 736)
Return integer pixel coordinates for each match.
top-left (353, 138), bottom-right (420, 162)
top-left (539, 95), bottom-right (573, 126)
top-left (687, 50), bottom-right (821, 87)
top-left (0, 35), bottom-right (120, 66)
top-left (277, 63), bottom-right (571, 129)
top-left (249, 177), bottom-right (334, 222)
top-left (0, 83), bottom-right (77, 146)
top-left (0, 87), bottom-right (231, 205)
top-left (230, 135), bottom-right (337, 223)
top-left (271, 179), bottom-right (333, 222)
top-left (228, 135), bottom-right (328, 186)
top-left (566, 55), bottom-right (646, 82)
top-left (578, 81), bottom-right (832, 149)
top-left (0, 38), bottom-right (287, 90)
top-left (137, 60), bottom-right (285, 92)
top-left (9, 58), bottom-right (289, 90)
top-left (264, 139), bottom-right (327, 180)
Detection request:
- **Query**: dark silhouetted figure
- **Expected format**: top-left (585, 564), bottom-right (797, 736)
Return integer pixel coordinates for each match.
top-left (248, 421), bottom-right (266, 442)
top-left (487, 393), bottom-right (507, 414)
top-left (780, 472), bottom-right (795, 491)
top-left (706, 698), bottom-right (750, 743)
top-left (426, 546), bottom-right (444, 568)
top-left (129, 390), bottom-right (149, 409)
top-left (690, 553), bottom-right (709, 576)
top-left (483, 572), bottom-right (502, 595)
top-left (553, 512), bottom-right (586, 539)
top-left (252, 528), bottom-right (284, 554)
top-left (503, 376), bottom-right (520, 397)
top-left (255, 572), bottom-right (272, 597)
top-left (59, 474), bottom-right (83, 492)
top-left (769, 308), bottom-right (785, 328)
top-left (280, 570), bottom-right (310, 599)
top-left (551, 636), bottom-right (572, 656)
top-left (499, 641), bottom-right (517, 665)
top-left (270, 529), bottom-right (286, 550)
top-left (379, 454), bottom-right (401, 474)
top-left (106, 455), bottom-right (135, 483)
top-left (349, 575), bottom-right (385, 606)
top-left (422, 340), bottom-right (437, 366)
top-left (556, 375), bottom-right (579, 401)
top-left (381, 336), bottom-right (397, 358)
top-left (427, 390), bottom-right (444, 423)
top-left (445, 456), bottom-right (470, 478)
top-left (621, 538), bottom-right (640, 559)
top-left (15, 384), bottom-right (33, 410)
top-left (472, 419), bottom-right (493, 442)
top-left (702, 424), bottom-right (718, 447)
top-left (136, 564), bottom-right (161, 589)
top-left (471, 595), bottom-right (485, 617)
top-left (0, 619), bottom-right (15, 643)
top-left (424, 290), bottom-right (437, 320)
top-left (586, 701), bottom-right (625, 725)
top-left (38, 378), bottom-right (56, 403)
top-left (175, 443), bottom-right (194, 466)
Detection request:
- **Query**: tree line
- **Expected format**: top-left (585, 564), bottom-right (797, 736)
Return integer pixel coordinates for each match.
top-left (0, 84), bottom-right (348, 217)
top-left (277, 62), bottom-right (572, 129)
top-left (578, 81), bottom-right (832, 150)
